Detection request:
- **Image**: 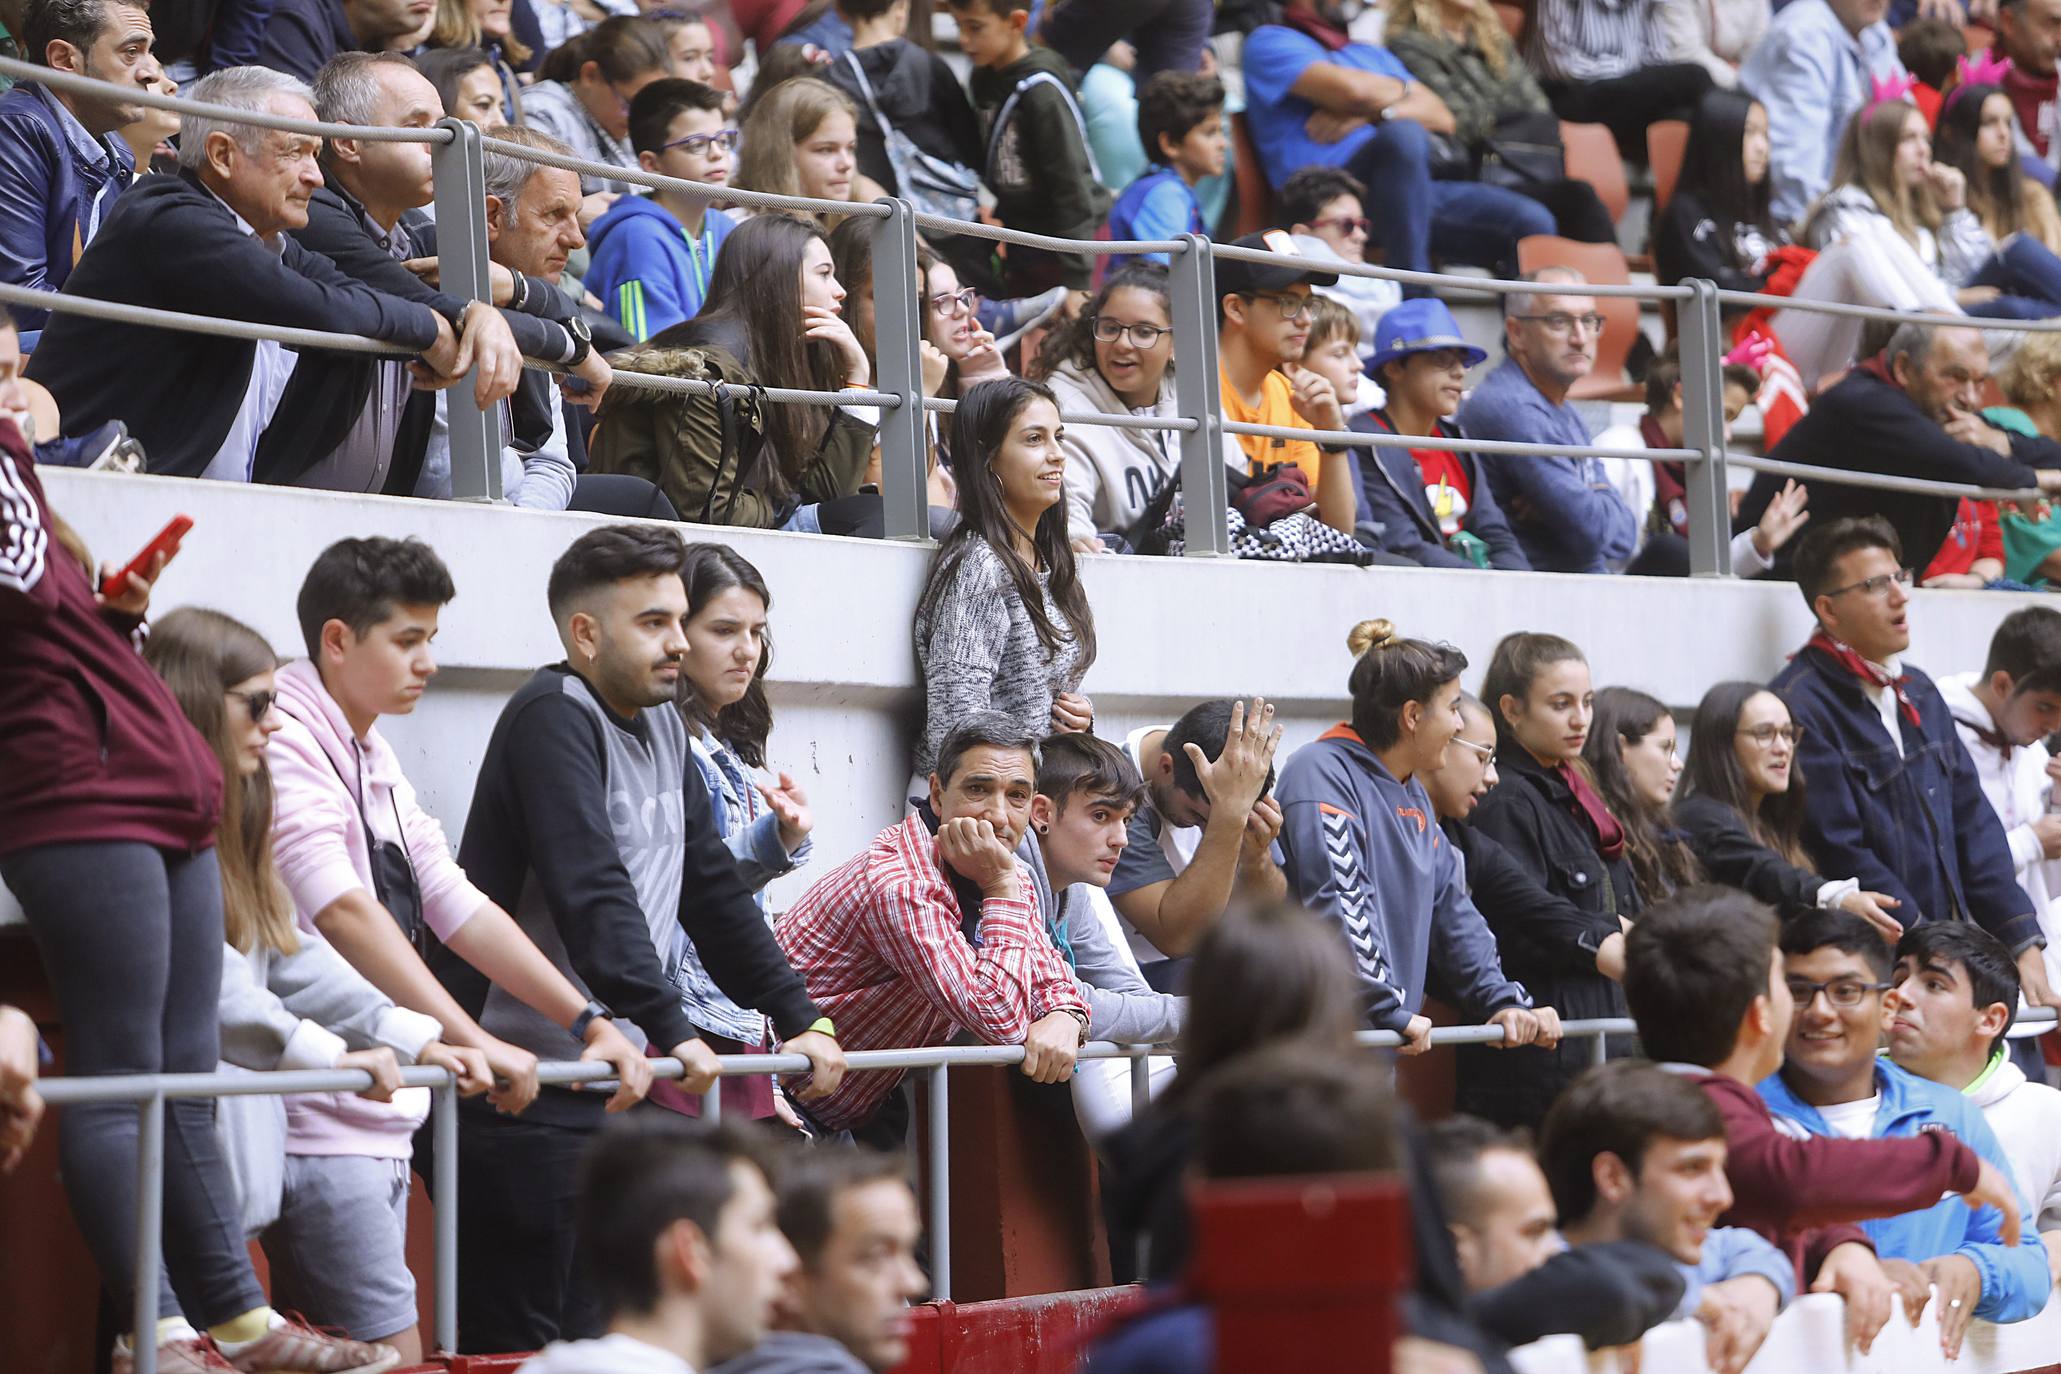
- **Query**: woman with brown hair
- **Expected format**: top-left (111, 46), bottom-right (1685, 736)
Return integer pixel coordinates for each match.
top-left (1582, 686), bottom-right (1701, 907)
top-left (424, 0), bottom-right (530, 121)
top-left (732, 76), bottom-right (880, 224)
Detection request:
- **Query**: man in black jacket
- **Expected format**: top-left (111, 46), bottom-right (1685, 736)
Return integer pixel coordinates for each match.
top-left (25, 65), bottom-right (469, 479)
top-left (438, 523), bottom-right (846, 1355)
top-left (1736, 323), bottom-right (2061, 577)
top-left (255, 0), bottom-right (431, 81)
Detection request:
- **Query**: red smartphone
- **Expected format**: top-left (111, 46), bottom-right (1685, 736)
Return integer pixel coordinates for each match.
top-left (100, 515), bottom-right (192, 600)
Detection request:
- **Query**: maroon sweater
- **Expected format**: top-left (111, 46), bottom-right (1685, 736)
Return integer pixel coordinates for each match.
top-left (0, 425), bottom-right (219, 857)
top-left (1689, 1070), bottom-right (1982, 1284)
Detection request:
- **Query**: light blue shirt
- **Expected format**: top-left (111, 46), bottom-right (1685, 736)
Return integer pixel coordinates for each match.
top-left (1672, 1226), bottom-right (1797, 1320)
top-left (1241, 26), bottom-right (1413, 189)
top-left (1741, 0), bottom-right (1904, 226)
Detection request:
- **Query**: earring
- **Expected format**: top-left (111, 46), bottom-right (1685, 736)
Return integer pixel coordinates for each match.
top-left (1036, 822), bottom-right (1049, 834)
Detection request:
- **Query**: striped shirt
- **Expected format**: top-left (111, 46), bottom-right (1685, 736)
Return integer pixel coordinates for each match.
top-left (775, 813), bottom-right (1088, 1131)
top-left (1526, 0), bottom-right (1666, 83)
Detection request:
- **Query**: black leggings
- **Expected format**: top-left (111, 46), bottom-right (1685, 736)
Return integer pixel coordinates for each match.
top-left (1543, 64), bottom-right (1716, 163)
top-left (0, 842), bottom-right (265, 1327)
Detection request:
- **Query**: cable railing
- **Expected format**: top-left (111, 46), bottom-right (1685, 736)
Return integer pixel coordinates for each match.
top-left (5, 54), bottom-right (2057, 569)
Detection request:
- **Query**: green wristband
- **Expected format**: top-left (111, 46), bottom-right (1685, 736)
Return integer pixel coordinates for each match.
top-left (805, 1016), bottom-right (837, 1040)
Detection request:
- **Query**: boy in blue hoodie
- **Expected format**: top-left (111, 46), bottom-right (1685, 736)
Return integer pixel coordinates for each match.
top-left (586, 79), bottom-right (738, 342)
top-left (1758, 908), bottom-right (2049, 1358)
top-left (1106, 71), bottom-right (1224, 273)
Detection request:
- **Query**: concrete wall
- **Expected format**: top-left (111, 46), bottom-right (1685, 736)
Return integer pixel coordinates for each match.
top-left (17, 468), bottom-right (2040, 918)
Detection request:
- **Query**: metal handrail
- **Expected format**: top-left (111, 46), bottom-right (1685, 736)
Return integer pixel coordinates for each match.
top-left (1727, 451), bottom-right (2045, 503)
top-left (1206, 238), bottom-right (1695, 299)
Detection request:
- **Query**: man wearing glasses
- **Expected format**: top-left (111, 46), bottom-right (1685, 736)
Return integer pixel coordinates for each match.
top-left (1758, 908), bottom-right (2050, 1357)
top-left (1774, 517), bottom-right (2059, 1020)
top-left (1457, 265), bottom-right (1639, 574)
top-left (1738, 323), bottom-right (2061, 579)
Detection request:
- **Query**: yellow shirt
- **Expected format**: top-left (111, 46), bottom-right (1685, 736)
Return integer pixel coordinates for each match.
top-left (1219, 362), bottom-right (1328, 482)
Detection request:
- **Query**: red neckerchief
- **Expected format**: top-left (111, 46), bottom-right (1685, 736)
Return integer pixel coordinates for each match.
top-left (1279, 6), bottom-right (1353, 50)
top-left (1554, 762), bottom-right (1626, 862)
top-left (1805, 630), bottom-right (1921, 727)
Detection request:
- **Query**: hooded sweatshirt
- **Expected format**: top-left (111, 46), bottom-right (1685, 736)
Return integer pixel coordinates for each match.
top-left (268, 657), bottom-right (490, 1156)
top-left (518, 1332), bottom-right (695, 1374)
top-left (711, 1331), bottom-right (869, 1374)
top-left (825, 40), bottom-right (984, 201)
top-left (586, 196), bottom-right (737, 343)
top-left (1966, 1052), bottom-right (2061, 1234)
top-left (1276, 725), bottom-right (1531, 1034)
top-left (967, 47), bottom-right (1112, 288)
top-left (1759, 1059), bottom-right (2051, 1323)
top-left (1045, 355), bottom-right (1182, 541)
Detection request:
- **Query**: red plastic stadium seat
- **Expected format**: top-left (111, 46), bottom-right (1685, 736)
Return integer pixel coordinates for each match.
top-left (1230, 111), bottom-right (1277, 238)
top-left (1560, 120), bottom-right (1628, 224)
top-left (1648, 119), bottom-right (1689, 216)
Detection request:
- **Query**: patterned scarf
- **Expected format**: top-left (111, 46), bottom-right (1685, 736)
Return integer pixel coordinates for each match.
top-left (1806, 631), bottom-right (1921, 728)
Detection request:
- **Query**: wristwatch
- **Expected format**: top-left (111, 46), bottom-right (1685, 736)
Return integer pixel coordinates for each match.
top-left (565, 314), bottom-right (593, 368)
top-left (569, 998), bottom-right (613, 1041)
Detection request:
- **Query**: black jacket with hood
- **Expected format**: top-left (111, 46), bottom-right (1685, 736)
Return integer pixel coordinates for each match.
top-left (826, 40), bottom-right (983, 200)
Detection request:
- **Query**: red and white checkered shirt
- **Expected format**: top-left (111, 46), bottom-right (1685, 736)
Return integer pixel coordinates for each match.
top-left (775, 813), bottom-right (1088, 1131)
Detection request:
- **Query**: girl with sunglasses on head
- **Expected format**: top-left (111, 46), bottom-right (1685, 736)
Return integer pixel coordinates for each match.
top-left (1678, 680), bottom-right (1903, 936)
top-left (1034, 263), bottom-right (1180, 552)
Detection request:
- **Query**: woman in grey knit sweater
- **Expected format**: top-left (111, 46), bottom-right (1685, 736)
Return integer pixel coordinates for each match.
top-left (913, 377), bottom-right (1100, 777)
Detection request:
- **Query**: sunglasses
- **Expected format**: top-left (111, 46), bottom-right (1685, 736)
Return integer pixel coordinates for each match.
top-left (1309, 214), bottom-right (1372, 236)
top-left (227, 688), bottom-right (276, 721)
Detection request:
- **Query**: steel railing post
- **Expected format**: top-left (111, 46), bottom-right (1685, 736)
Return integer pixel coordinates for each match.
top-left (1169, 234), bottom-right (1229, 556)
top-left (705, 1074), bottom-right (724, 1125)
top-left (1678, 277), bottom-right (1732, 578)
top-left (430, 117), bottom-right (503, 503)
top-left (133, 1092), bottom-right (165, 1374)
top-left (929, 1064), bottom-right (951, 1302)
top-left (433, 1081), bottom-right (458, 1354)
top-left (870, 198), bottom-right (928, 542)
top-left (1591, 1027), bottom-right (1610, 1068)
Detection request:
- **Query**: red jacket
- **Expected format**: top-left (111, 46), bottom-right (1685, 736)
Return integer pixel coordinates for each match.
top-left (0, 423), bottom-right (219, 857)
top-left (1688, 1070), bottom-right (1981, 1284)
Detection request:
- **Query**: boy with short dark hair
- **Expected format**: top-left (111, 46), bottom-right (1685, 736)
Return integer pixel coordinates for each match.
top-left (947, 0), bottom-right (1112, 294)
top-left (587, 78), bottom-right (739, 341)
top-left (1760, 908), bottom-right (2049, 1354)
top-left (1106, 71), bottom-right (1225, 272)
top-left (1624, 886), bottom-right (2025, 1355)
top-left (1278, 165), bottom-right (1401, 361)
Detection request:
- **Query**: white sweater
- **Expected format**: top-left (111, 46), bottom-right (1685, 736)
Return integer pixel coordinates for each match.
top-left (1801, 184), bottom-right (1993, 290)
top-left (1939, 671), bottom-right (2061, 990)
top-left (1969, 1056), bottom-right (2061, 1234)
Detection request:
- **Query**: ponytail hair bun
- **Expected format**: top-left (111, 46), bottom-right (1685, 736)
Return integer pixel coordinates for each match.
top-left (1347, 618), bottom-right (1400, 658)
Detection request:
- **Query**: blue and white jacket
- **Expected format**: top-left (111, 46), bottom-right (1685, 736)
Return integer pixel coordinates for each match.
top-left (1277, 724), bottom-right (1531, 1034)
top-left (1759, 1059), bottom-right (2049, 1324)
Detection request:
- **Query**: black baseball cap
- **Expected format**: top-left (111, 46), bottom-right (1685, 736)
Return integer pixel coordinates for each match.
top-left (1215, 229), bottom-right (1340, 298)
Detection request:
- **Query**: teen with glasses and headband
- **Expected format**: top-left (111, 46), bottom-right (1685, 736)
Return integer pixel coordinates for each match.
top-left (1678, 680), bottom-right (1904, 936)
top-left (1459, 266), bottom-right (1640, 574)
top-left (1035, 263), bottom-right (1184, 550)
top-left (1762, 908), bottom-right (2049, 1357)
top-left (1775, 517), bottom-right (2058, 1019)
top-left (588, 79), bottom-right (738, 341)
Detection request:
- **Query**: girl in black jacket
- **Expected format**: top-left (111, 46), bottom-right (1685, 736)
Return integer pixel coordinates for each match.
top-left (1677, 680), bottom-right (1903, 936)
top-left (1583, 687), bottom-right (1702, 907)
top-left (1652, 88), bottom-right (1784, 294)
top-left (1459, 633), bottom-right (1634, 1128)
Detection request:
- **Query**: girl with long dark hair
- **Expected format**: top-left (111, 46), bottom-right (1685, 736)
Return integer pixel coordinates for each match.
top-left (912, 376), bottom-right (1098, 778)
top-left (1462, 631), bottom-right (1633, 1128)
top-left (1653, 88), bottom-right (1781, 292)
top-left (590, 213), bottom-right (882, 533)
top-left (1677, 680), bottom-right (1903, 935)
top-left (1583, 687), bottom-right (1702, 905)
top-left (1933, 83), bottom-right (2061, 256)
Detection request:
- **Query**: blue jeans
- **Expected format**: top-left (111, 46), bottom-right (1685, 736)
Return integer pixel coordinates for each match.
top-left (1348, 120), bottom-right (1556, 284)
top-left (1968, 233), bottom-right (2061, 318)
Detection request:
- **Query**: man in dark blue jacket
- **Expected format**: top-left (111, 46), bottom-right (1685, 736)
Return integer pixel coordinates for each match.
top-left (0, 0), bottom-right (161, 330)
top-left (254, 0), bottom-right (432, 82)
top-left (1772, 516), bottom-right (2054, 1011)
top-left (26, 65), bottom-right (471, 480)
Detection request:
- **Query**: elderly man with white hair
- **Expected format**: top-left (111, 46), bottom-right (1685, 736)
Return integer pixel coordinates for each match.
top-left (24, 64), bottom-right (473, 481)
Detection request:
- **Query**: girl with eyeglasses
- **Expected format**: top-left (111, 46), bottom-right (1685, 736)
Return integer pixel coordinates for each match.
top-left (1582, 687), bottom-right (1702, 907)
top-left (1034, 263), bottom-right (1181, 551)
top-left (145, 608), bottom-right (490, 1366)
top-left (924, 253), bottom-right (1009, 397)
top-left (1678, 680), bottom-right (1903, 935)
top-left (1461, 631), bottom-right (1635, 1128)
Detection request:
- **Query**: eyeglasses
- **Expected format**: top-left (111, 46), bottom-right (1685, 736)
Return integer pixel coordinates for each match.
top-left (1822, 567), bottom-right (1914, 600)
top-left (661, 127), bottom-right (739, 156)
top-left (1786, 976), bottom-right (1893, 1009)
top-left (928, 286), bottom-right (979, 317)
top-left (1513, 312), bottom-right (1605, 335)
top-left (1091, 316), bottom-right (1172, 349)
top-left (1450, 736), bottom-right (1496, 767)
top-left (1309, 214), bottom-right (1372, 237)
top-left (1738, 723), bottom-right (1806, 747)
top-left (227, 688), bottom-right (276, 721)
top-left (1242, 291), bottom-right (1314, 321)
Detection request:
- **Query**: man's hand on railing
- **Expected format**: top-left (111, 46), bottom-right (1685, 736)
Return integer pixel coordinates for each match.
top-left (1921, 1254), bottom-right (1982, 1359)
top-left (1485, 1006), bottom-right (1547, 1049)
top-left (1398, 1014), bottom-right (1434, 1056)
top-left (336, 1047), bottom-right (405, 1103)
top-left (2016, 947), bottom-right (2056, 1012)
top-left (580, 1019), bottom-right (653, 1113)
top-left (670, 1037), bottom-right (723, 1096)
top-left (480, 1037), bottom-right (541, 1114)
top-left (1694, 1275), bottom-right (1781, 1374)
top-left (417, 309), bottom-right (465, 386)
top-left (0, 1005), bottom-right (44, 1175)
top-left (559, 349), bottom-right (612, 410)
top-left (1811, 1240), bottom-right (1894, 1355)
top-left (1876, 1257), bottom-right (1931, 1331)
top-left (780, 1030), bottom-right (846, 1101)
top-left (1021, 1012), bottom-right (1082, 1085)
top-left (417, 1040), bottom-right (492, 1097)
top-left (460, 302), bottom-right (524, 410)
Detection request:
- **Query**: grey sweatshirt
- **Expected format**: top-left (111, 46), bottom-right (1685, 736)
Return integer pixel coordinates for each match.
top-left (1022, 829), bottom-right (1186, 1044)
top-left (711, 1332), bottom-right (870, 1374)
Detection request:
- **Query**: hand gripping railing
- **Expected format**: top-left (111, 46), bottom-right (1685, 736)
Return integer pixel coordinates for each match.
top-left (34, 1003), bottom-right (2059, 1370)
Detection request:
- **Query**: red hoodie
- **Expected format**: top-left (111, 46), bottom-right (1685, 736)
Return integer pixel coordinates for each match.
top-left (1686, 1070), bottom-right (1981, 1284)
top-left (0, 423), bottom-right (219, 857)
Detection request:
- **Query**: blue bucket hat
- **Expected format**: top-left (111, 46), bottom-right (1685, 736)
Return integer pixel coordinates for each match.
top-left (1367, 298), bottom-right (1487, 376)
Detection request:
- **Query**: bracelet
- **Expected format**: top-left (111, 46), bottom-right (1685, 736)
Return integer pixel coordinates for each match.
top-left (842, 381), bottom-right (873, 392)
top-left (804, 1016), bottom-right (838, 1040)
